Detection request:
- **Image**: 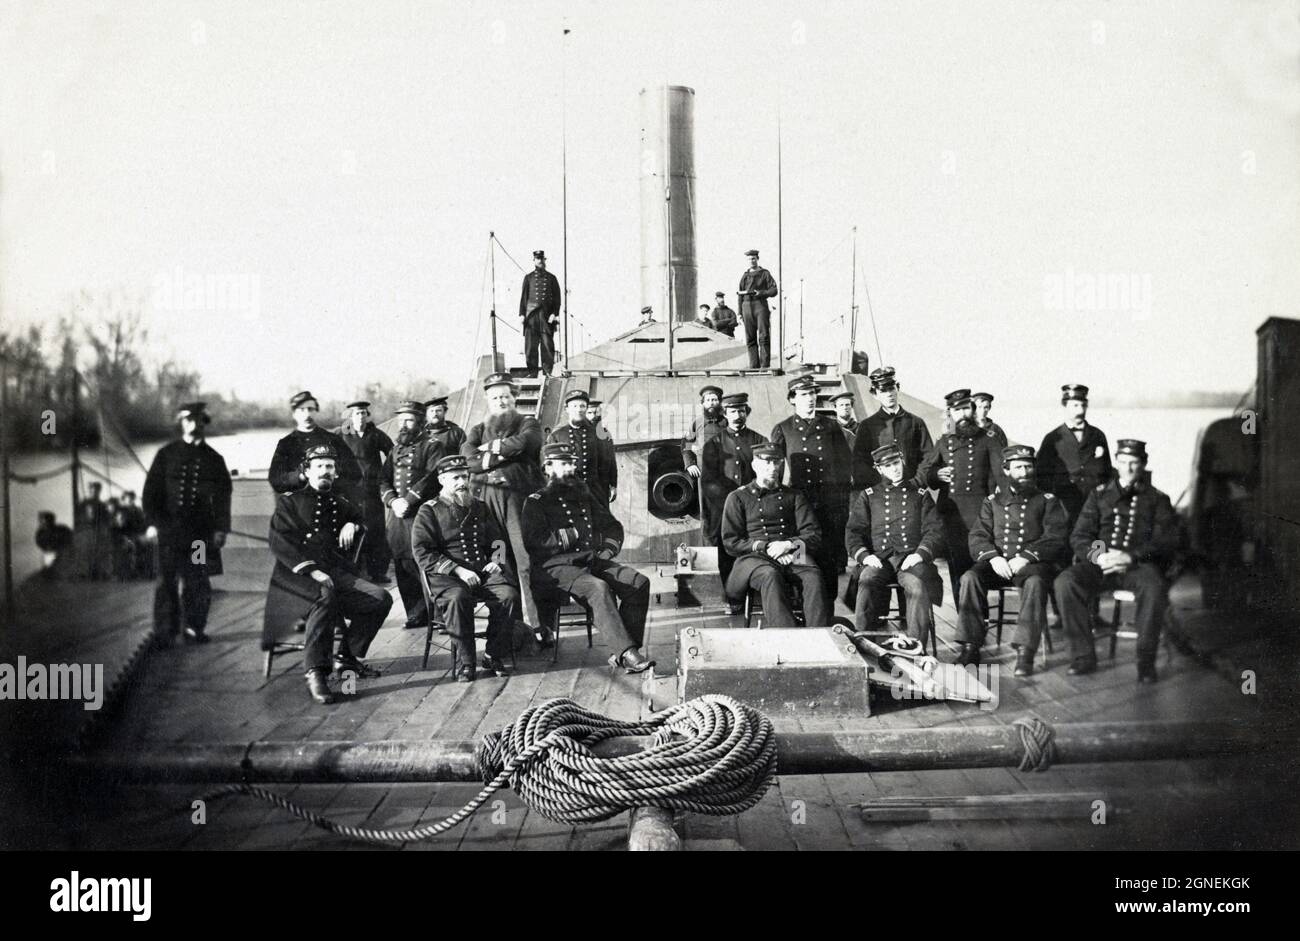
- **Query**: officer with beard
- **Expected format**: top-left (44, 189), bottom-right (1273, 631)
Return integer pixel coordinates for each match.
top-left (701, 392), bottom-right (767, 605)
top-left (411, 455), bottom-right (519, 682)
top-left (682, 385), bottom-right (726, 483)
top-left (269, 391), bottom-right (363, 503)
top-left (336, 401), bottom-right (393, 582)
top-left (380, 400), bottom-right (440, 628)
top-left (957, 445), bottom-right (1069, 672)
top-left (547, 390), bottom-right (616, 504)
top-left (523, 443), bottom-right (653, 672)
top-left (918, 390), bottom-right (1003, 602)
top-left (424, 395), bottom-right (466, 458)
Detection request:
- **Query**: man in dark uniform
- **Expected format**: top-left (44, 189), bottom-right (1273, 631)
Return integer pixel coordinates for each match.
top-left (336, 401), bottom-right (393, 583)
top-left (424, 395), bottom-right (467, 458)
top-left (269, 391), bottom-right (362, 503)
top-left (701, 392), bottom-right (768, 603)
top-left (265, 444), bottom-right (392, 704)
top-left (831, 391), bottom-right (858, 454)
top-left (682, 385), bottom-right (726, 490)
top-left (547, 389), bottom-right (616, 505)
top-left (586, 399), bottom-right (617, 504)
top-left (770, 374), bottom-right (853, 600)
top-left (522, 443), bottom-right (653, 673)
top-left (710, 291), bottom-right (737, 338)
top-left (851, 367), bottom-right (935, 491)
top-left (972, 392), bottom-right (1008, 449)
top-left (380, 400), bottom-right (440, 628)
top-left (919, 389), bottom-right (1004, 601)
top-left (411, 455), bottom-right (519, 682)
top-left (1055, 440), bottom-right (1180, 682)
top-left (844, 444), bottom-right (944, 644)
top-left (462, 372), bottom-right (547, 638)
top-left (738, 249), bottom-right (778, 368)
top-left (142, 402), bottom-right (232, 646)
top-left (957, 445), bottom-right (1069, 673)
top-left (519, 249), bottom-right (561, 378)
top-left (1036, 383), bottom-right (1112, 530)
top-left (116, 490), bottom-right (148, 579)
top-left (721, 443), bottom-right (829, 626)
top-left (35, 511), bottom-right (74, 579)
top-left (75, 481), bottom-right (110, 580)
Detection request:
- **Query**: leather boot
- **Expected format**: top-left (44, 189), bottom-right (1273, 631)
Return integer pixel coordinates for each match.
top-left (1068, 657), bottom-right (1098, 676)
top-left (956, 643), bottom-right (981, 666)
top-left (1137, 663), bottom-right (1159, 684)
top-left (306, 670), bottom-right (335, 705)
top-left (1013, 648), bottom-right (1034, 677)
top-left (610, 647), bottom-right (655, 674)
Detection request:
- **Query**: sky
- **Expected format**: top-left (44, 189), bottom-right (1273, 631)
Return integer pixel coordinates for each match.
top-left (2, 0), bottom-right (1297, 408)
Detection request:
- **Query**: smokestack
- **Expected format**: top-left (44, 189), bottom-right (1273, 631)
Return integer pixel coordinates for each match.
top-left (639, 85), bottom-right (697, 324)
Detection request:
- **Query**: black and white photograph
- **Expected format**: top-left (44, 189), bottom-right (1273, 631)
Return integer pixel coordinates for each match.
top-left (1, 0), bottom-right (1297, 909)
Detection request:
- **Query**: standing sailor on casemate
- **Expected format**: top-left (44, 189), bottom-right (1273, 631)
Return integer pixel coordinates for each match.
top-left (143, 402), bottom-right (232, 646)
top-left (851, 367), bottom-right (935, 490)
top-left (519, 249), bottom-right (561, 378)
top-left (771, 374), bottom-right (854, 600)
top-left (336, 401), bottom-right (393, 583)
top-left (1055, 440), bottom-right (1180, 682)
top-left (956, 445), bottom-right (1069, 673)
top-left (831, 391), bottom-right (859, 454)
top-left (972, 392), bottom-right (1008, 449)
top-left (586, 399), bottom-right (617, 504)
top-left (710, 291), bottom-right (737, 338)
top-left (701, 392), bottom-right (768, 607)
top-left (738, 249), bottom-right (778, 368)
top-left (721, 443), bottom-right (830, 627)
top-left (547, 389), bottom-right (617, 505)
top-left (523, 444), bottom-right (654, 673)
top-left (919, 389), bottom-right (1004, 601)
top-left (269, 391), bottom-right (362, 503)
top-left (638, 305), bottom-right (656, 325)
top-left (1036, 384), bottom-right (1112, 530)
top-left (844, 443), bottom-right (944, 644)
top-left (266, 444), bottom-right (392, 705)
top-left (423, 395), bottom-right (466, 458)
top-left (682, 385), bottom-right (727, 485)
top-left (462, 372), bottom-right (548, 642)
top-left (380, 401), bottom-right (440, 628)
top-left (411, 455), bottom-right (519, 682)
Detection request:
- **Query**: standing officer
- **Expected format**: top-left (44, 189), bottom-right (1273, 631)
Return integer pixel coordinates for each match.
top-left (682, 385), bottom-right (726, 486)
top-left (143, 402), bottom-right (232, 646)
top-left (380, 400), bottom-right (440, 628)
top-left (269, 391), bottom-right (362, 503)
top-left (462, 372), bottom-right (547, 638)
top-left (771, 374), bottom-right (853, 600)
top-left (844, 444), bottom-right (944, 644)
top-left (972, 393), bottom-right (1007, 449)
top-left (701, 392), bottom-right (768, 604)
top-left (710, 291), bottom-right (737, 338)
top-left (519, 249), bottom-right (561, 378)
top-left (738, 249), bottom-right (778, 368)
top-left (424, 395), bottom-right (467, 457)
top-left (586, 399), bottom-right (617, 504)
top-left (547, 390), bottom-right (616, 505)
top-left (411, 455), bottom-right (519, 682)
top-left (851, 367), bottom-right (935, 490)
top-left (265, 444), bottom-right (392, 705)
top-left (337, 401), bottom-right (393, 583)
top-left (956, 445), bottom-right (1069, 673)
top-left (1036, 384), bottom-right (1112, 530)
top-left (721, 443), bottom-right (829, 626)
top-left (831, 391), bottom-right (858, 454)
top-left (523, 443), bottom-right (653, 673)
top-left (1055, 440), bottom-right (1180, 682)
top-left (919, 389), bottom-right (1003, 600)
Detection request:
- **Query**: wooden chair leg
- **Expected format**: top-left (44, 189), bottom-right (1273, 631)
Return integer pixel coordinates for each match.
top-left (993, 589), bottom-right (1004, 648)
top-left (1110, 599), bottom-right (1122, 659)
top-left (263, 649), bottom-right (274, 679)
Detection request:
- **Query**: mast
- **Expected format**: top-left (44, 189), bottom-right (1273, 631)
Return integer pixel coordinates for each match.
top-left (488, 232), bottom-right (499, 366)
top-left (799, 278), bottom-right (805, 360)
top-left (849, 225), bottom-right (858, 353)
top-left (664, 85), bottom-right (674, 373)
top-left (776, 105), bottom-right (784, 372)
top-left (70, 366), bottom-right (81, 512)
top-left (561, 25), bottom-right (570, 371)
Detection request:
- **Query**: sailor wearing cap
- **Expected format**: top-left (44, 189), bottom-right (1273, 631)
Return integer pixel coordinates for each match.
top-left (585, 399), bottom-right (618, 499)
top-left (710, 291), bottom-right (737, 337)
top-left (519, 250), bottom-right (562, 378)
top-left (411, 454), bottom-right (520, 681)
top-left (971, 392), bottom-right (1007, 449)
top-left (830, 390), bottom-right (858, 451)
top-left (336, 401), bottom-right (394, 582)
top-left (771, 374), bottom-right (854, 599)
top-left (844, 443), bottom-right (944, 643)
top-left (461, 372), bottom-right (546, 633)
top-left (1035, 384), bottom-right (1113, 530)
top-left (918, 389), bottom-right (1004, 600)
top-left (701, 392), bottom-right (769, 602)
top-left (380, 400), bottom-right (442, 628)
top-left (956, 445), bottom-right (1069, 673)
top-left (522, 443), bottom-right (653, 673)
top-left (423, 394), bottom-right (467, 458)
top-left (720, 442), bottom-right (830, 627)
top-left (738, 249), bottom-right (778, 368)
top-left (268, 390), bottom-right (363, 502)
top-left (265, 443), bottom-right (392, 705)
top-left (1055, 439), bottom-right (1180, 682)
top-left (142, 402), bottom-right (232, 646)
top-left (546, 389), bottom-right (616, 504)
top-left (851, 367), bottom-right (935, 490)
top-left (683, 385), bottom-right (727, 481)
top-left (639, 305), bottom-right (656, 325)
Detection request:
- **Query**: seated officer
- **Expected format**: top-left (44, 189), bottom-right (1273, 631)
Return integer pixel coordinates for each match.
top-left (957, 445), bottom-right (1069, 673)
top-left (1054, 439), bottom-right (1180, 682)
top-left (701, 392), bottom-right (768, 606)
top-left (265, 445), bottom-right (393, 705)
top-left (522, 443), bottom-right (653, 673)
top-left (720, 443), bottom-right (829, 627)
top-left (411, 455), bottom-right (519, 682)
top-left (844, 444), bottom-right (944, 644)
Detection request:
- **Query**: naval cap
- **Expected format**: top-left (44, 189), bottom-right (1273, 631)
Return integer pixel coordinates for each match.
top-left (1002, 444), bottom-right (1036, 464)
top-left (944, 389), bottom-right (973, 409)
top-left (744, 249), bottom-right (760, 257)
top-left (640, 305), bottom-right (653, 315)
top-left (721, 392), bottom-right (750, 409)
top-left (752, 443), bottom-right (784, 462)
top-left (587, 399), bottom-right (602, 407)
top-left (483, 372), bottom-right (516, 392)
top-left (394, 400), bottom-right (425, 417)
top-left (289, 390), bottom-right (318, 410)
top-left (714, 291), bottom-right (725, 299)
top-left (346, 400), bottom-right (371, 411)
top-left (829, 391), bottom-right (854, 403)
top-left (787, 374), bottom-right (819, 398)
top-left (532, 250), bottom-right (546, 260)
top-left (972, 392), bottom-right (994, 404)
top-left (425, 396), bottom-right (448, 408)
top-left (542, 443), bottom-right (575, 462)
top-left (868, 366), bottom-right (898, 390)
top-left (871, 443), bottom-right (903, 465)
top-left (434, 454), bottom-right (469, 475)
top-left (1115, 439), bottom-right (1148, 460)
top-left (176, 401), bottom-right (211, 424)
top-left (1061, 383), bottom-right (1090, 403)
top-left (699, 384), bottom-right (723, 400)
top-left (304, 444), bottom-right (337, 463)
top-left (564, 389), bottom-right (590, 405)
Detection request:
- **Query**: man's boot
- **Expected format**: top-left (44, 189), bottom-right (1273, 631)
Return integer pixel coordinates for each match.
top-left (306, 669), bottom-right (335, 705)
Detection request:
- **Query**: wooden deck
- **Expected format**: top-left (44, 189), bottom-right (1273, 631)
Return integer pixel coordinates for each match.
top-left (3, 571), bottom-right (1296, 851)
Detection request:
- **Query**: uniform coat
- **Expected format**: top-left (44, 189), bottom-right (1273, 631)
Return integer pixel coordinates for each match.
top-left (710, 302), bottom-right (737, 337)
top-left (700, 424), bottom-right (768, 589)
top-left (919, 426), bottom-right (1004, 597)
top-left (547, 420), bottom-right (615, 504)
top-left (681, 411), bottom-right (727, 470)
top-left (1035, 422), bottom-right (1113, 528)
top-left (337, 421), bottom-right (394, 578)
top-left (269, 427), bottom-right (363, 502)
top-left (519, 268), bottom-right (562, 376)
top-left (770, 412), bottom-right (854, 597)
top-left (380, 431), bottom-right (442, 621)
top-left (851, 406), bottom-right (935, 490)
top-left (737, 266), bottom-right (778, 367)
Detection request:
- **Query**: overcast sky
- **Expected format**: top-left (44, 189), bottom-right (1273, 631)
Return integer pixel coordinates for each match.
top-left (2, 0), bottom-right (1297, 407)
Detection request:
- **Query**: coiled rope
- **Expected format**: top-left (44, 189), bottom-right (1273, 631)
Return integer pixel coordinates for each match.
top-left (1013, 716), bottom-right (1057, 772)
top-left (196, 695), bottom-right (777, 846)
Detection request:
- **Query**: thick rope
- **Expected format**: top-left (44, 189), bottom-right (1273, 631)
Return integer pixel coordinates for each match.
top-left (1013, 716), bottom-right (1057, 772)
top-left (196, 695), bottom-right (777, 846)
